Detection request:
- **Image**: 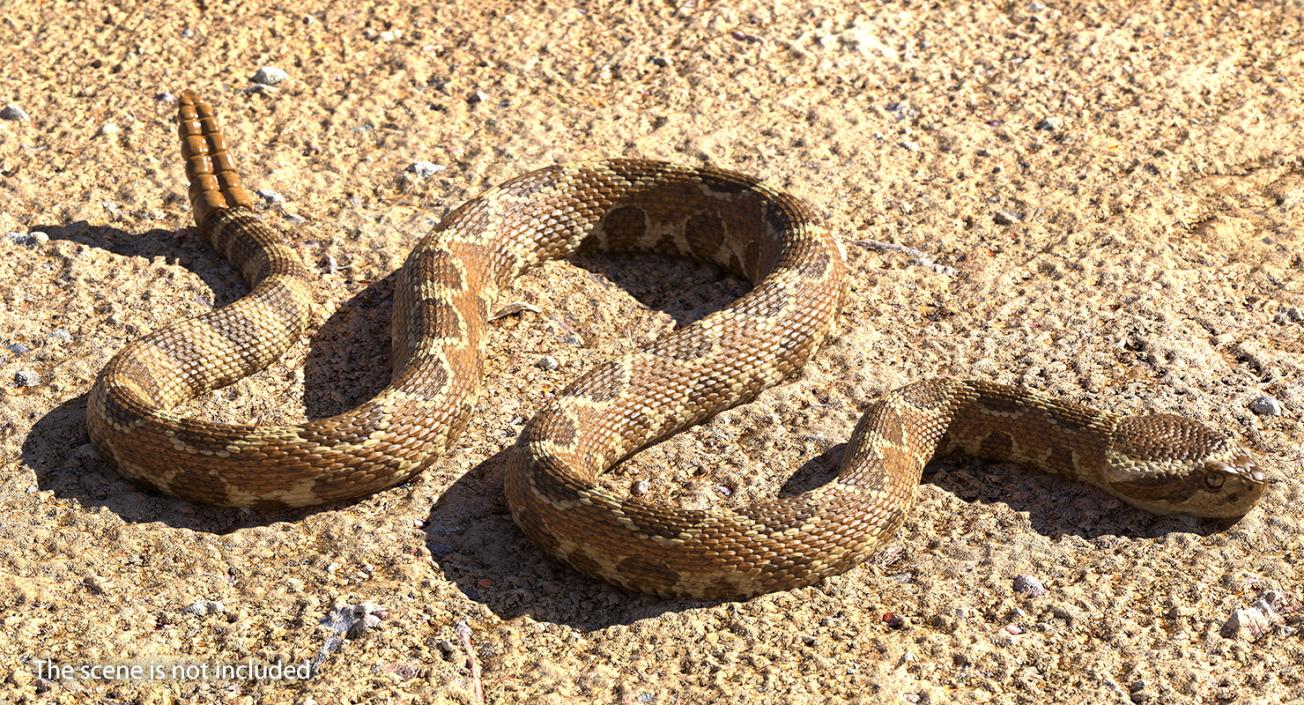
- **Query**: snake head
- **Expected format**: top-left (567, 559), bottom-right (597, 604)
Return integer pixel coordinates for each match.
top-left (1102, 414), bottom-right (1267, 519)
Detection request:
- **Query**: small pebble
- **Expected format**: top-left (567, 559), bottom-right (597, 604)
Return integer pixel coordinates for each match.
top-left (536, 355), bottom-right (559, 371)
top-left (251, 66), bottom-right (289, 86)
top-left (899, 140), bottom-right (921, 152)
top-left (434, 638), bottom-right (457, 661)
top-left (1012, 574), bottom-right (1047, 597)
top-left (1275, 306), bottom-right (1304, 323)
top-left (14, 370), bottom-right (40, 387)
top-left (631, 479), bottom-right (650, 496)
top-left (98, 122), bottom-right (120, 136)
top-left (467, 91), bottom-right (488, 105)
top-left (7, 231), bottom-right (47, 246)
top-left (1222, 605), bottom-right (1274, 640)
top-left (405, 161), bottom-right (445, 178)
top-left (650, 56), bottom-right (672, 67)
top-left (1249, 395), bottom-right (1283, 416)
top-left (156, 91), bottom-right (177, 103)
top-left (1004, 623), bottom-right (1024, 635)
top-left (0, 103), bottom-right (29, 121)
top-left (994, 210), bottom-right (1023, 225)
top-left (48, 328), bottom-right (71, 342)
top-left (322, 602), bottom-right (384, 639)
top-left (6, 342), bottom-right (30, 355)
top-left (882, 612), bottom-right (907, 629)
top-left (181, 599), bottom-right (225, 617)
top-left (257, 188), bottom-right (286, 203)
top-left (1036, 116), bottom-right (1062, 131)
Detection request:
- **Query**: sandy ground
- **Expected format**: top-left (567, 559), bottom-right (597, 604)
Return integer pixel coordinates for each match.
top-left (1, 1), bottom-right (1302, 703)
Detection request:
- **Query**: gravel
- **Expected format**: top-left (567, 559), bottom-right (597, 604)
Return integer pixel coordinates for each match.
top-left (535, 355), bottom-right (560, 371)
top-left (405, 161), bottom-right (445, 178)
top-left (993, 210), bottom-right (1023, 225)
top-left (14, 370), bottom-right (40, 387)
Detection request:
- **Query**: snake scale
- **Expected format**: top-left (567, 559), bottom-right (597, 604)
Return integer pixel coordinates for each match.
top-left (86, 91), bottom-right (1267, 598)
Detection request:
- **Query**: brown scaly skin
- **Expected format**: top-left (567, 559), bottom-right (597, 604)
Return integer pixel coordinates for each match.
top-left (86, 91), bottom-right (1267, 599)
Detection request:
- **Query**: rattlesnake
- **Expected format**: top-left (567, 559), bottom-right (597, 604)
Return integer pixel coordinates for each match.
top-left (86, 91), bottom-right (1267, 598)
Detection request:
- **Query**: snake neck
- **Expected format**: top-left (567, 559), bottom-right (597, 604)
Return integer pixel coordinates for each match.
top-left (938, 380), bottom-right (1116, 487)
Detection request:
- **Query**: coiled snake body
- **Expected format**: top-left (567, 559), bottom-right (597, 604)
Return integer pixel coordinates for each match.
top-left (87, 92), bottom-right (1266, 598)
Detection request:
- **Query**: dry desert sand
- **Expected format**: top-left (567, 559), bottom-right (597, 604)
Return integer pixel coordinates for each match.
top-left (1, 1), bottom-right (1303, 703)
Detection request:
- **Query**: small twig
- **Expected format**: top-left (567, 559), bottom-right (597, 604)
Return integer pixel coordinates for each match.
top-left (857, 239), bottom-right (957, 276)
top-left (456, 620), bottom-right (485, 705)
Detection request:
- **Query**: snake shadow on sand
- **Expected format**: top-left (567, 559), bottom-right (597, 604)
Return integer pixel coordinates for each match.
top-left (20, 221), bottom-right (401, 532)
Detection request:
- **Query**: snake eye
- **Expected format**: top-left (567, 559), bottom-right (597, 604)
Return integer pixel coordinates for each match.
top-left (1204, 470), bottom-right (1226, 489)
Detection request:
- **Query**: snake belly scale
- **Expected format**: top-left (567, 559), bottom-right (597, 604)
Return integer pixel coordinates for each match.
top-left (86, 91), bottom-right (1266, 599)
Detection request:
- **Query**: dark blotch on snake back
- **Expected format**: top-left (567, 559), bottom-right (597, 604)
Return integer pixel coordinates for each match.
top-left (698, 171), bottom-right (757, 194)
top-left (411, 247), bottom-right (466, 293)
top-left (426, 300), bottom-right (465, 341)
top-left (978, 430), bottom-right (1015, 460)
top-left (528, 463), bottom-right (586, 505)
top-left (735, 497), bottom-right (819, 535)
top-left (874, 406), bottom-right (908, 447)
top-left (662, 328), bottom-right (716, 362)
top-left (976, 393), bottom-right (1027, 416)
top-left (798, 248), bottom-right (833, 279)
top-left (563, 547), bottom-right (606, 580)
top-left (686, 210), bottom-right (727, 262)
top-left (539, 411), bottom-right (579, 448)
top-left (597, 205), bottom-right (648, 249)
top-left (615, 554), bottom-right (682, 589)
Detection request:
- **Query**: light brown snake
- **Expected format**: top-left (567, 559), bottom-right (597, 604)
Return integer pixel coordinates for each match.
top-left (86, 91), bottom-right (1267, 598)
